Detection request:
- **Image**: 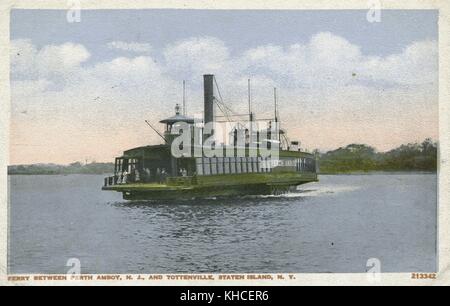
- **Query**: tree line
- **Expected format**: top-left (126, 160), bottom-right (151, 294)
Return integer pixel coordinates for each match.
top-left (8, 162), bottom-right (115, 175)
top-left (317, 139), bottom-right (438, 174)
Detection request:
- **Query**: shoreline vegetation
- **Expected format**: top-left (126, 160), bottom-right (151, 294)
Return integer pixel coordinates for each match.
top-left (8, 162), bottom-right (115, 175)
top-left (8, 139), bottom-right (437, 175)
top-left (317, 139), bottom-right (437, 174)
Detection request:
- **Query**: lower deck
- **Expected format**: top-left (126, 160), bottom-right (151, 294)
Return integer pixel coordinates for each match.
top-left (102, 172), bottom-right (318, 200)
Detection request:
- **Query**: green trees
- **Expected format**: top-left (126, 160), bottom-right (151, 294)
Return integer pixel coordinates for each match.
top-left (318, 139), bottom-right (438, 173)
top-left (380, 138), bottom-right (438, 172)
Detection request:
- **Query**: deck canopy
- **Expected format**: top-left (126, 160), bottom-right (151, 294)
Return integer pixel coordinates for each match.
top-left (159, 114), bottom-right (195, 125)
top-left (160, 104), bottom-right (195, 125)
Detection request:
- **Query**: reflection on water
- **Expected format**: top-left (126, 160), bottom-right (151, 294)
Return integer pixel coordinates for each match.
top-left (9, 174), bottom-right (437, 274)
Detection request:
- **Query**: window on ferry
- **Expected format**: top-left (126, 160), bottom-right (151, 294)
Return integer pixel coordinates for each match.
top-left (204, 158), bottom-right (211, 176)
top-left (257, 157), bottom-right (263, 173)
top-left (196, 158), bottom-right (204, 176)
top-left (224, 158), bottom-right (230, 174)
top-left (236, 157), bottom-right (242, 174)
top-left (252, 157), bottom-right (259, 173)
top-left (211, 157), bottom-right (218, 175)
top-left (230, 157), bottom-right (236, 174)
top-left (217, 157), bottom-right (224, 174)
top-left (248, 157), bottom-right (253, 172)
top-left (245, 157), bottom-right (251, 173)
top-left (241, 157), bottom-right (248, 173)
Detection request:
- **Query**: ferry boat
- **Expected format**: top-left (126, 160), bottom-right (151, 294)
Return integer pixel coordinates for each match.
top-left (102, 74), bottom-right (318, 200)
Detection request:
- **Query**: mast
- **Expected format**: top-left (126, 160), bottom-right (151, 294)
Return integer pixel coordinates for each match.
top-left (274, 87), bottom-right (278, 123)
top-left (248, 79), bottom-right (253, 122)
top-left (248, 78), bottom-right (253, 148)
top-left (183, 80), bottom-right (186, 116)
top-left (274, 87), bottom-right (280, 145)
top-left (203, 74), bottom-right (215, 143)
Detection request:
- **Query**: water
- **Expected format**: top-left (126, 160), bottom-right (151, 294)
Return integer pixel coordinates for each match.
top-left (8, 174), bottom-right (437, 274)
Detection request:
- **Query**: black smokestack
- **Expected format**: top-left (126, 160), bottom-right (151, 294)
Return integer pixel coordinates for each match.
top-left (203, 74), bottom-right (215, 125)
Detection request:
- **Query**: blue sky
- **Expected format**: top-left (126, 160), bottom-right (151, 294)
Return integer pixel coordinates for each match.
top-left (10, 9), bottom-right (439, 164)
top-left (12, 9), bottom-right (438, 61)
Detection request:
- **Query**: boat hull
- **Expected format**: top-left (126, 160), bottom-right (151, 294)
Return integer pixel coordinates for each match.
top-left (102, 172), bottom-right (318, 200)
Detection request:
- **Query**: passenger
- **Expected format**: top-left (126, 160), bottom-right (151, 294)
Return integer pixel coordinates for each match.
top-left (145, 168), bottom-right (151, 182)
top-left (182, 168), bottom-right (188, 177)
top-left (161, 168), bottom-right (167, 184)
top-left (156, 168), bottom-right (161, 184)
top-left (122, 171), bottom-right (128, 184)
top-left (135, 169), bottom-right (140, 182)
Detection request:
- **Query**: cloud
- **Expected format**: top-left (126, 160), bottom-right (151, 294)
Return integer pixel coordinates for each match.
top-left (38, 42), bottom-right (91, 69)
top-left (87, 56), bottom-right (163, 85)
top-left (107, 41), bottom-right (152, 53)
top-left (10, 39), bottom-right (38, 78)
top-left (164, 36), bottom-right (232, 79)
top-left (362, 40), bottom-right (438, 86)
top-left (10, 33), bottom-right (438, 163)
top-left (11, 39), bottom-right (90, 81)
top-left (239, 32), bottom-right (437, 88)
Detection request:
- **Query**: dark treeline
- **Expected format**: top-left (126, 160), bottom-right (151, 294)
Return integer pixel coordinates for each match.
top-left (318, 139), bottom-right (438, 174)
top-left (8, 162), bottom-right (114, 175)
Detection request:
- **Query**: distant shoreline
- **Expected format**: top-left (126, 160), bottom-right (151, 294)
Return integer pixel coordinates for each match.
top-left (8, 173), bottom-right (114, 176)
top-left (7, 162), bottom-right (115, 176)
top-left (318, 171), bottom-right (437, 176)
top-left (8, 171), bottom-right (436, 176)
top-left (8, 139), bottom-right (437, 176)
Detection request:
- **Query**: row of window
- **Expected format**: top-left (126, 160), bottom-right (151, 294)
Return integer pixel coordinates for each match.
top-left (195, 157), bottom-right (315, 176)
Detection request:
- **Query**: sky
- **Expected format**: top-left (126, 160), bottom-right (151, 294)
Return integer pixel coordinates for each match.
top-left (10, 9), bottom-right (439, 165)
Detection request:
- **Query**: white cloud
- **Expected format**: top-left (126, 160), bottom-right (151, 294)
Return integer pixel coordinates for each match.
top-left (239, 32), bottom-right (437, 89)
top-left (10, 39), bottom-right (38, 78)
top-left (11, 40), bottom-right (90, 80)
top-left (88, 56), bottom-right (163, 84)
top-left (38, 43), bottom-right (90, 69)
top-left (107, 41), bottom-right (152, 53)
top-left (164, 36), bottom-right (232, 79)
top-left (9, 33), bottom-right (439, 163)
top-left (362, 40), bottom-right (438, 85)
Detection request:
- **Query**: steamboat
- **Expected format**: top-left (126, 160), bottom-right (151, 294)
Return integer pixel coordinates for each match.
top-left (102, 74), bottom-right (318, 200)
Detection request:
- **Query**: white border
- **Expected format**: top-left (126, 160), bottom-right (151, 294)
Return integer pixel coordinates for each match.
top-left (0, 0), bottom-right (449, 286)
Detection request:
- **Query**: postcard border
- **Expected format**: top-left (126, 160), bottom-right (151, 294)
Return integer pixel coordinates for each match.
top-left (0, 0), bottom-right (449, 286)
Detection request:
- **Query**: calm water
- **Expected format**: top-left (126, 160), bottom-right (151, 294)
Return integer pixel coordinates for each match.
top-left (8, 174), bottom-right (437, 274)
